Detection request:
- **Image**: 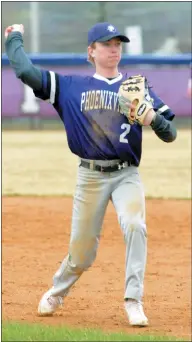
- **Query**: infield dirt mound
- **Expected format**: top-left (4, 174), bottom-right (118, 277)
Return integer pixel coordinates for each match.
top-left (2, 197), bottom-right (191, 340)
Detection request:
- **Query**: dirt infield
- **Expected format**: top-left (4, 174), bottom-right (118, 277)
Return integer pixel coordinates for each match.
top-left (2, 196), bottom-right (191, 340)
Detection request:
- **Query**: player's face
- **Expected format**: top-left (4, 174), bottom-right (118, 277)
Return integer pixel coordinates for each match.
top-left (93, 38), bottom-right (122, 68)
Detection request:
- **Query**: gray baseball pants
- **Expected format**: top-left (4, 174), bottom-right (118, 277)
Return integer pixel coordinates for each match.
top-left (51, 159), bottom-right (147, 301)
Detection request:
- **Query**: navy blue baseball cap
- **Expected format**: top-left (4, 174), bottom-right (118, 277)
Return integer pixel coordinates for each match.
top-left (88, 22), bottom-right (130, 45)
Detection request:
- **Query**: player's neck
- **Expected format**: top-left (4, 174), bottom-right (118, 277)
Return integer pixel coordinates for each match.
top-left (95, 66), bottom-right (119, 79)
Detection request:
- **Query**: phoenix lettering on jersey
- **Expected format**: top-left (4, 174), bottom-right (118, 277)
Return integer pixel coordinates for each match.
top-left (80, 90), bottom-right (123, 114)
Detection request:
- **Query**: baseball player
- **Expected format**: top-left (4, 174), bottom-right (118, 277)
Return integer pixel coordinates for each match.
top-left (5, 22), bottom-right (177, 327)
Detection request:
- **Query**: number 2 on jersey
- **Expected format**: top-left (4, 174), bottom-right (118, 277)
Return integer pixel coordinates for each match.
top-left (119, 123), bottom-right (131, 143)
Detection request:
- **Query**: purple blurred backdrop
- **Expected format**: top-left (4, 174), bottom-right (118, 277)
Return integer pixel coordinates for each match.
top-left (2, 66), bottom-right (191, 117)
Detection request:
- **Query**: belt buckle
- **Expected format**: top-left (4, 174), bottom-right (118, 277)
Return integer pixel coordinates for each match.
top-left (100, 166), bottom-right (105, 173)
top-left (89, 160), bottom-right (94, 171)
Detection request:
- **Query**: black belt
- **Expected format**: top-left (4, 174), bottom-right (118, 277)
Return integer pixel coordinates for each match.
top-left (80, 160), bottom-right (132, 173)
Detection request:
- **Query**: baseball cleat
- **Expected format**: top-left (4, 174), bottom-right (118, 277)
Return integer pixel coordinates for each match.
top-left (124, 299), bottom-right (148, 326)
top-left (38, 288), bottom-right (63, 316)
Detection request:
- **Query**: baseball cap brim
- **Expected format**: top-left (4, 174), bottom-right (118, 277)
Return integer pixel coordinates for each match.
top-left (97, 34), bottom-right (130, 43)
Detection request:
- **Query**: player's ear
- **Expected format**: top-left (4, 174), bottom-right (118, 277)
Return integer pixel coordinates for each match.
top-left (87, 43), bottom-right (96, 65)
top-left (88, 43), bottom-right (96, 55)
top-left (87, 45), bottom-right (93, 56)
top-left (87, 46), bottom-right (93, 65)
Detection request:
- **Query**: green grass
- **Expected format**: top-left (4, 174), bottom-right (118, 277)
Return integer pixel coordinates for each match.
top-left (2, 321), bottom-right (185, 342)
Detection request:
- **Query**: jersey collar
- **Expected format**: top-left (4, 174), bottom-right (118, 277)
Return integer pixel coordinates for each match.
top-left (93, 72), bottom-right (123, 85)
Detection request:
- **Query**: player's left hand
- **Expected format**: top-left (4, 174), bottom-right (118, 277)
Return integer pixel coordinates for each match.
top-left (118, 75), bottom-right (155, 126)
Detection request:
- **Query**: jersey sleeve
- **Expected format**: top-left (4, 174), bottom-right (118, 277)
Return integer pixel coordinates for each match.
top-left (33, 70), bottom-right (59, 106)
top-left (148, 87), bottom-right (175, 121)
top-left (33, 70), bottom-right (72, 108)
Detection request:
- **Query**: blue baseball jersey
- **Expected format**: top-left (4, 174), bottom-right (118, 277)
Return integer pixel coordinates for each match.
top-left (34, 71), bottom-right (174, 165)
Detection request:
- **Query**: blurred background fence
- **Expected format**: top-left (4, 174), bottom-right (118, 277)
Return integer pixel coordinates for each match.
top-left (2, 1), bottom-right (192, 130)
top-left (2, 1), bottom-right (192, 54)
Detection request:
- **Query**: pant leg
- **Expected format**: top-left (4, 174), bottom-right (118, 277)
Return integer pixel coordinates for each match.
top-left (51, 166), bottom-right (111, 298)
top-left (111, 167), bottom-right (147, 301)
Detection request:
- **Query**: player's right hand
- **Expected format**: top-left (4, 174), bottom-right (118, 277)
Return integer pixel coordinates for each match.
top-left (5, 24), bottom-right (24, 39)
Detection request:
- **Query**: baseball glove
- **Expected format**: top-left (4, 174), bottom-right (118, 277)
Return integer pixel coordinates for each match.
top-left (118, 75), bottom-right (154, 125)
